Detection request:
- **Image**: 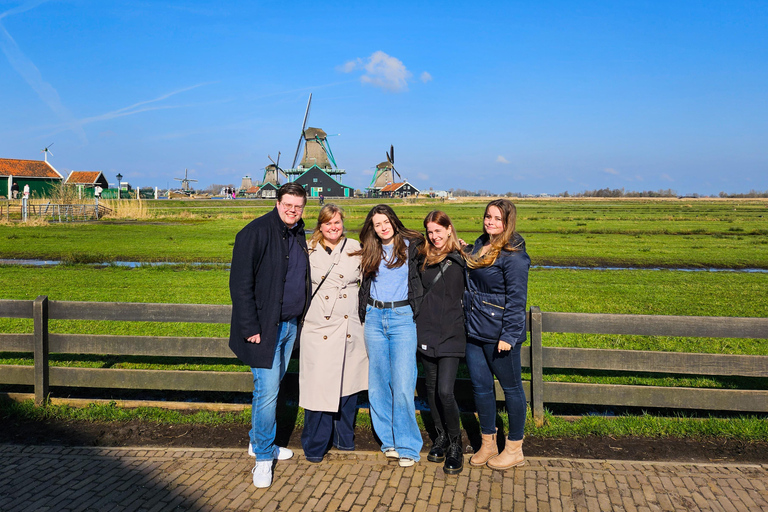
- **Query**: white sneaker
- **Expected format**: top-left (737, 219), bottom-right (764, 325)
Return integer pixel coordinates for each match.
top-left (276, 447), bottom-right (293, 460)
top-left (251, 461), bottom-right (272, 488)
top-left (384, 448), bottom-right (399, 459)
top-left (398, 457), bottom-right (415, 468)
top-left (248, 445), bottom-right (294, 460)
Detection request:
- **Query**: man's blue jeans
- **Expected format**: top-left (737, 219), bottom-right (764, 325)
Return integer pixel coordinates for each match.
top-left (364, 304), bottom-right (423, 461)
top-left (250, 318), bottom-right (297, 461)
top-left (465, 338), bottom-right (527, 441)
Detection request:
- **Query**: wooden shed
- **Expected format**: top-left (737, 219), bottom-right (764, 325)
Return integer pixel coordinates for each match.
top-left (0, 158), bottom-right (64, 199)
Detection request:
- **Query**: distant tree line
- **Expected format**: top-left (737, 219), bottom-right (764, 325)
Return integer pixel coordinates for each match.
top-left (718, 190), bottom-right (768, 198)
top-left (562, 188), bottom-right (678, 198)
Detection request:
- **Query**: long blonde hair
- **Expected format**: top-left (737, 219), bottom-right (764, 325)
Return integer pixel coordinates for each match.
top-left (354, 204), bottom-right (423, 278)
top-left (421, 210), bottom-right (463, 269)
top-left (309, 203), bottom-right (345, 251)
top-left (466, 199), bottom-right (521, 269)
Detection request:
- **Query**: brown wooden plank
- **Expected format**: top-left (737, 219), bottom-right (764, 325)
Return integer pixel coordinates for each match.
top-left (0, 364), bottom-right (33, 385)
top-left (48, 301), bottom-right (232, 324)
top-left (542, 312), bottom-right (768, 339)
top-left (530, 307), bottom-right (545, 426)
top-left (0, 300), bottom-right (33, 319)
top-left (33, 296), bottom-right (49, 405)
top-left (543, 347), bottom-right (768, 378)
top-left (48, 334), bottom-right (234, 358)
top-left (49, 367), bottom-right (252, 393)
top-left (0, 333), bottom-right (34, 352)
top-left (543, 382), bottom-right (768, 412)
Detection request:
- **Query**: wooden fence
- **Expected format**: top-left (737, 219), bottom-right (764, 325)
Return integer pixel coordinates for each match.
top-left (0, 202), bottom-right (111, 222)
top-left (1, 297), bottom-right (767, 426)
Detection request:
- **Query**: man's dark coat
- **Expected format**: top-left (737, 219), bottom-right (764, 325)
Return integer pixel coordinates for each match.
top-left (229, 207), bottom-right (310, 368)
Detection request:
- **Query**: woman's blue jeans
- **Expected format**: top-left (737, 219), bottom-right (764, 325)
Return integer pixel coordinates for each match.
top-left (249, 318), bottom-right (297, 461)
top-left (364, 304), bottom-right (423, 460)
top-left (465, 338), bottom-right (527, 441)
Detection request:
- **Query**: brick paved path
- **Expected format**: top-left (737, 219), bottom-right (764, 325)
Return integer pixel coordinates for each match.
top-left (1, 445), bottom-right (767, 511)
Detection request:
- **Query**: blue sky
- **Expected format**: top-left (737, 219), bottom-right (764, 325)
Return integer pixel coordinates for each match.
top-left (1, 0), bottom-right (766, 195)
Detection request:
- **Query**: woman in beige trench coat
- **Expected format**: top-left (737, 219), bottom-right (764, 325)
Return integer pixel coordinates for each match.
top-left (300, 204), bottom-right (368, 462)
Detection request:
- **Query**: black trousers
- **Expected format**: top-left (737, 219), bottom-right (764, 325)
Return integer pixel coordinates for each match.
top-left (301, 394), bottom-right (358, 462)
top-left (420, 354), bottom-right (461, 438)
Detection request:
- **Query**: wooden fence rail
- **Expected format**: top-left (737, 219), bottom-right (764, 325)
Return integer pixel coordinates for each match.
top-left (0, 202), bottom-right (111, 222)
top-left (1, 297), bottom-right (767, 426)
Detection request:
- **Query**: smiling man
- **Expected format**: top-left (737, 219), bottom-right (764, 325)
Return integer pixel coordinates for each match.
top-left (229, 182), bottom-right (310, 488)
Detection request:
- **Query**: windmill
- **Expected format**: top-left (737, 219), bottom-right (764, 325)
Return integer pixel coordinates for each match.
top-left (262, 152), bottom-right (287, 186)
top-left (174, 169), bottom-right (198, 192)
top-left (40, 143), bottom-right (54, 163)
top-left (368, 145), bottom-right (402, 192)
top-left (285, 94), bottom-right (345, 181)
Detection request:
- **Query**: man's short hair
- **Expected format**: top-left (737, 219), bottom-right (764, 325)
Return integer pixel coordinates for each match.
top-left (277, 182), bottom-right (307, 202)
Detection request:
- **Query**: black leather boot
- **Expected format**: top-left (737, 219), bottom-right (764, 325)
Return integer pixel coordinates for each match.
top-left (443, 436), bottom-right (464, 475)
top-left (427, 429), bottom-right (449, 463)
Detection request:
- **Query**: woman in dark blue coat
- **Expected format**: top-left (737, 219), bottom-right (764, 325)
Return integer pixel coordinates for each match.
top-left (463, 199), bottom-right (530, 470)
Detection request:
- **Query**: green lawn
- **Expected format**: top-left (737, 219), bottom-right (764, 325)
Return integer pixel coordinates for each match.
top-left (1, 198), bottom-right (766, 430)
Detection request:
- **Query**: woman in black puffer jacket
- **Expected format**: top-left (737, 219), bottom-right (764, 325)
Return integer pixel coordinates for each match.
top-left (415, 211), bottom-right (467, 475)
top-left (463, 199), bottom-right (530, 470)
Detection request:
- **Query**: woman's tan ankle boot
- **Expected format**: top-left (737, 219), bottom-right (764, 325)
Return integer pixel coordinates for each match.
top-left (469, 430), bottom-right (498, 466)
top-left (487, 437), bottom-right (525, 470)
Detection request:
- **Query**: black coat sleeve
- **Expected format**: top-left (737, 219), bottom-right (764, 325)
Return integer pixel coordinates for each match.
top-left (229, 225), bottom-right (263, 340)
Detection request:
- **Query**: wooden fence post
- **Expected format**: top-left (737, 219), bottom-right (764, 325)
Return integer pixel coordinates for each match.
top-left (529, 306), bottom-right (544, 427)
top-left (33, 295), bottom-right (49, 405)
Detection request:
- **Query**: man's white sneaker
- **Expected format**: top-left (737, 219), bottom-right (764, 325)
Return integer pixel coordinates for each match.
top-left (384, 448), bottom-right (399, 459)
top-left (248, 445), bottom-right (294, 460)
top-left (251, 461), bottom-right (272, 488)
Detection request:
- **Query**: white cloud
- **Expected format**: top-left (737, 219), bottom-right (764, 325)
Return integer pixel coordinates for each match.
top-left (496, 155), bottom-right (510, 164)
top-left (340, 51), bottom-right (412, 92)
top-left (634, 175), bottom-right (644, 181)
top-left (604, 168), bottom-right (619, 175)
top-left (420, 71), bottom-right (432, 83)
top-left (660, 173), bottom-right (674, 182)
top-left (417, 173), bottom-right (429, 181)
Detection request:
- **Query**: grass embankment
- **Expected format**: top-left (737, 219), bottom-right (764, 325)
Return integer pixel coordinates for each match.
top-left (4, 399), bottom-right (767, 441)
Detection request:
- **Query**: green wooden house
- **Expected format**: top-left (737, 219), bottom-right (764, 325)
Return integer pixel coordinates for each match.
top-left (0, 158), bottom-right (64, 199)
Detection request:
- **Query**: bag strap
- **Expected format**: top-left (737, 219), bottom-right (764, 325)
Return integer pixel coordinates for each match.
top-left (311, 237), bottom-right (347, 301)
top-left (423, 259), bottom-right (452, 297)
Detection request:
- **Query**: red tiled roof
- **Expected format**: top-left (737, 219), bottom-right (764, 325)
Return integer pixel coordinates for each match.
top-left (246, 186), bottom-right (260, 193)
top-left (66, 171), bottom-right (102, 184)
top-left (380, 182), bottom-right (405, 192)
top-left (0, 158), bottom-right (63, 179)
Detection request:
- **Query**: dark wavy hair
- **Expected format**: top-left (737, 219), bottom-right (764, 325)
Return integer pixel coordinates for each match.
top-left (354, 204), bottom-right (423, 278)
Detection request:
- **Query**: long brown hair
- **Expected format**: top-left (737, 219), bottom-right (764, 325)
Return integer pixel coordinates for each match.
top-left (309, 203), bottom-right (345, 251)
top-left (355, 204), bottom-right (423, 278)
top-left (421, 210), bottom-right (463, 269)
top-left (466, 199), bottom-right (521, 269)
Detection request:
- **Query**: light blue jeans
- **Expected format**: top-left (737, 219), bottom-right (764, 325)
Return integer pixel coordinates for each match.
top-left (364, 304), bottom-right (423, 461)
top-left (250, 318), bottom-right (297, 461)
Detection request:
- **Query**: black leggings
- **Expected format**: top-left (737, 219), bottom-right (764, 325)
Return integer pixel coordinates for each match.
top-left (420, 354), bottom-right (461, 438)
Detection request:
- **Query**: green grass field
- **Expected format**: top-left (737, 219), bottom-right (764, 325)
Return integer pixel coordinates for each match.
top-left (1, 198), bottom-right (766, 267)
top-left (1, 198), bottom-right (766, 434)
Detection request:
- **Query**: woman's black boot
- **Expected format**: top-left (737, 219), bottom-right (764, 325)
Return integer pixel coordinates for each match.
top-left (443, 435), bottom-right (464, 475)
top-left (427, 429), bottom-right (449, 463)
